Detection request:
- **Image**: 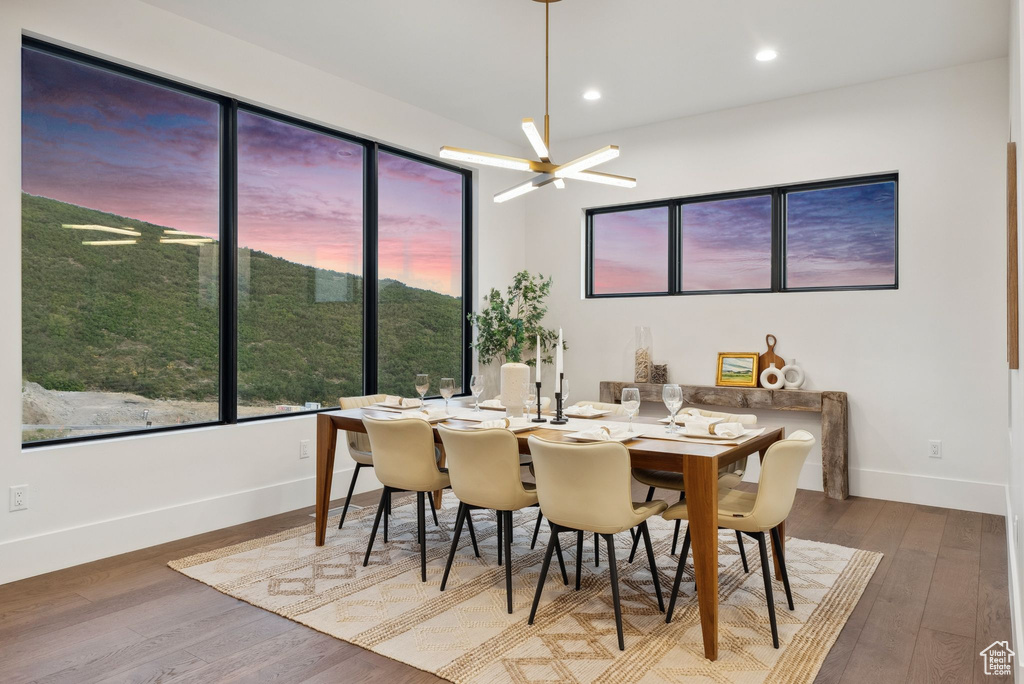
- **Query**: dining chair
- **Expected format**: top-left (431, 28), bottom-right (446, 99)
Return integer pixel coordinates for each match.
top-left (337, 394), bottom-right (444, 532)
top-left (527, 435), bottom-right (668, 651)
top-left (629, 409), bottom-right (758, 562)
top-left (361, 416), bottom-right (467, 582)
top-left (438, 425), bottom-right (569, 613)
top-left (663, 430), bottom-right (815, 648)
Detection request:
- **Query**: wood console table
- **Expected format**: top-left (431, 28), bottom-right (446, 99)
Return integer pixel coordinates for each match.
top-left (599, 381), bottom-right (849, 499)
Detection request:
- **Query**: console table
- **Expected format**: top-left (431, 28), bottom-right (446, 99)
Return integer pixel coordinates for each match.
top-left (599, 381), bottom-right (849, 499)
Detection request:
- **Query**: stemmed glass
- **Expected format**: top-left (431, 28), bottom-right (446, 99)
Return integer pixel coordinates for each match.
top-left (621, 387), bottom-right (641, 432)
top-left (662, 384), bottom-right (683, 434)
top-left (470, 374), bottom-right (485, 413)
top-left (560, 378), bottom-right (570, 405)
top-left (524, 390), bottom-right (537, 419)
top-left (440, 378), bottom-right (455, 414)
top-left (415, 374), bottom-right (429, 406)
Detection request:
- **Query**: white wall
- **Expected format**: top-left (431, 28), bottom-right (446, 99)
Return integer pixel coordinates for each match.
top-left (0, 0), bottom-right (528, 584)
top-left (524, 59), bottom-right (1010, 514)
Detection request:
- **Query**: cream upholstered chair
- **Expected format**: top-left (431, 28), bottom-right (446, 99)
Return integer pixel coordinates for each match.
top-left (527, 435), bottom-right (668, 650)
top-left (664, 430), bottom-right (815, 648)
top-left (361, 416), bottom-right (457, 582)
top-left (629, 408), bottom-right (758, 561)
top-left (438, 426), bottom-right (568, 613)
top-left (337, 394), bottom-right (386, 529)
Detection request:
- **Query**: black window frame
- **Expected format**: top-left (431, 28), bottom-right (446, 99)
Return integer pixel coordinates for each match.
top-left (21, 37), bottom-right (473, 447)
top-left (584, 173), bottom-right (898, 298)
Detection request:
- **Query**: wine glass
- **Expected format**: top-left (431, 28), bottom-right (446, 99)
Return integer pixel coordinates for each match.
top-left (662, 384), bottom-right (683, 433)
top-left (560, 378), bottom-right (570, 405)
top-left (524, 390), bottom-right (537, 419)
top-left (440, 378), bottom-right (455, 413)
top-left (415, 374), bottom-right (429, 405)
top-left (470, 374), bottom-right (484, 413)
top-left (621, 387), bottom-right (641, 431)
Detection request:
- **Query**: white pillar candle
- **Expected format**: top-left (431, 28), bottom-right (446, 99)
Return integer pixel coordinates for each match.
top-left (536, 333), bottom-right (542, 384)
top-left (555, 328), bottom-right (563, 393)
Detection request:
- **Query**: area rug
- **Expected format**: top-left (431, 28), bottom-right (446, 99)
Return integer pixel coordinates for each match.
top-left (170, 495), bottom-right (880, 683)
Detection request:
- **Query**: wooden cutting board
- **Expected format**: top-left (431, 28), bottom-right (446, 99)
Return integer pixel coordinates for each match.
top-left (758, 334), bottom-right (785, 387)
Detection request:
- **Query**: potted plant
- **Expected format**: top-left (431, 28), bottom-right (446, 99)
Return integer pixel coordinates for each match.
top-left (468, 271), bottom-right (565, 414)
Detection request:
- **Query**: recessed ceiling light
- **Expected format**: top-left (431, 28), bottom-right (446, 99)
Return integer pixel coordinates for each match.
top-left (583, 90), bottom-right (601, 101)
top-left (755, 49), bottom-right (778, 62)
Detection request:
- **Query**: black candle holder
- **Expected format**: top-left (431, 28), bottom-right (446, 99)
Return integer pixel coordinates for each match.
top-left (531, 381), bottom-right (548, 423)
top-left (550, 373), bottom-right (568, 425)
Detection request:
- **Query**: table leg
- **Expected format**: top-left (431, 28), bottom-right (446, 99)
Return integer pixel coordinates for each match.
top-left (684, 454), bottom-right (719, 661)
top-left (432, 444), bottom-right (446, 510)
top-left (315, 414), bottom-right (338, 547)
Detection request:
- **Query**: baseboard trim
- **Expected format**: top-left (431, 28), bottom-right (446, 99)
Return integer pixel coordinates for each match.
top-left (0, 465), bottom-right (377, 585)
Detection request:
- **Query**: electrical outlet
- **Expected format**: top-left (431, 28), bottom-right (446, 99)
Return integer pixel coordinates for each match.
top-left (299, 439), bottom-right (311, 460)
top-left (9, 485), bottom-right (28, 512)
top-left (928, 440), bottom-right (942, 459)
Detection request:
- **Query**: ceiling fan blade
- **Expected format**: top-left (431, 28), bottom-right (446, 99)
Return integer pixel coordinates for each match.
top-left (521, 119), bottom-right (550, 162)
top-left (553, 145), bottom-right (619, 178)
top-left (493, 173), bottom-right (556, 203)
top-left (564, 169), bottom-right (636, 188)
top-left (439, 146), bottom-right (534, 171)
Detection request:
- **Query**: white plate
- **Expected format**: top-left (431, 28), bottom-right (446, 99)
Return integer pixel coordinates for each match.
top-left (473, 423), bottom-right (536, 433)
top-left (371, 401), bottom-right (423, 410)
top-left (680, 427), bottom-right (754, 440)
top-left (564, 430), bottom-right (642, 443)
top-left (563, 408), bottom-right (611, 418)
top-left (659, 415), bottom-right (724, 425)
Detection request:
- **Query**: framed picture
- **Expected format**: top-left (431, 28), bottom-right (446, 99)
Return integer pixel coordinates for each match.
top-left (716, 352), bottom-right (760, 387)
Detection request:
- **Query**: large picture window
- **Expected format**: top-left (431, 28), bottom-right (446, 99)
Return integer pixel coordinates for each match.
top-left (20, 39), bottom-right (472, 445)
top-left (585, 174), bottom-right (897, 298)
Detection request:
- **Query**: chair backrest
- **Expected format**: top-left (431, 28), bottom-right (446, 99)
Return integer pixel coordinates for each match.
top-left (573, 400), bottom-right (628, 415)
top-left (683, 407), bottom-right (757, 425)
top-left (362, 416), bottom-right (442, 491)
top-left (340, 394), bottom-right (386, 454)
top-left (438, 426), bottom-right (533, 511)
top-left (749, 430), bottom-right (816, 529)
top-left (527, 435), bottom-right (637, 534)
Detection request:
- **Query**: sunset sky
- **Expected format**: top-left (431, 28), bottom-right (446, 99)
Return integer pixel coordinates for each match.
top-left (22, 47), bottom-right (463, 296)
top-left (682, 195), bottom-right (772, 291)
top-left (592, 206), bottom-right (669, 294)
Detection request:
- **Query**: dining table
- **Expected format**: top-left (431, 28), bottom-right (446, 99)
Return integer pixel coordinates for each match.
top-left (313, 404), bottom-right (785, 662)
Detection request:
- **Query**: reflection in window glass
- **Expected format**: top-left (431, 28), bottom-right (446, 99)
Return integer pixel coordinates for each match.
top-left (682, 195), bottom-right (772, 291)
top-left (236, 111), bottom-right (364, 416)
top-left (376, 151), bottom-right (464, 396)
top-left (785, 181), bottom-right (897, 288)
top-left (591, 206), bottom-right (669, 295)
top-left (21, 46), bottom-right (220, 442)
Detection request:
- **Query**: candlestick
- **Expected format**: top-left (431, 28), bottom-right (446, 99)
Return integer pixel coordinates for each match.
top-left (531, 381), bottom-right (547, 423)
top-left (550, 372), bottom-right (568, 425)
top-left (555, 328), bottom-right (563, 393)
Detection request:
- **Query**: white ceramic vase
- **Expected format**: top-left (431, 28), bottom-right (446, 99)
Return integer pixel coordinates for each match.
top-left (500, 362), bottom-right (530, 417)
top-left (781, 358), bottom-right (805, 389)
top-left (760, 362), bottom-right (786, 390)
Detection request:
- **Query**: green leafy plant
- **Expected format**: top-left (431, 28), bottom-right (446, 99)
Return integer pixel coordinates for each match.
top-left (468, 271), bottom-right (565, 366)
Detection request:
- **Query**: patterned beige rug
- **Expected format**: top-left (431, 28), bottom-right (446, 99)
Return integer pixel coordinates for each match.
top-left (170, 494), bottom-right (880, 683)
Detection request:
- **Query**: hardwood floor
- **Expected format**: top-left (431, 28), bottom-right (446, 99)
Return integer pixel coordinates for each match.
top-left (0, 485), bottom-right (1012, 683)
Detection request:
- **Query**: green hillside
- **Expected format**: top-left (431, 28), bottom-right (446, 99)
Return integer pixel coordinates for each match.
top-left (21, 193), bottom-right (463, 406)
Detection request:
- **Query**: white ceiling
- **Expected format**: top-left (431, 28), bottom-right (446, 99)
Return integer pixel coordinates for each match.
top-left (141, 0), bottom-right (1009, 145)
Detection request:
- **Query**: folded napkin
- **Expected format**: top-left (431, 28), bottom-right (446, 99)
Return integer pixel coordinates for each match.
top-left (683, 422), bottom-right (746, 438)
top-left (676, 408), bottom-right (714, 424)
top-left (409, 407), bottom-right (449, 421)
top-left (479, 399), bottom-right (504, 408)
top-left (383, 395), bottom-right (403, 407)
top-left (477, 417), bottom-right (512, 429)
top-left (383, 395), bottom-right (423, 408)
top-left (575, 425), bottom-right (630, 441)
top-left (567, 404), bottom-right (602, 416)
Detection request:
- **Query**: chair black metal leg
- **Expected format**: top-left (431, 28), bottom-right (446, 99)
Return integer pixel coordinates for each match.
top-left (465, 509), bottom-right (480, 557)
top-left (417, 492), bottom-right (427, 582)
top-left (737, 530), bottom-right (750, 573)
top-left (770, 526), bottom-right (794, 610)
top-left (528, 530), bottom-right (558, 624)
top-left (640, 521), bottom-right (664, 612)
top-left (430, 494), bottom-right (439, 527)
top-left (440, 503), bottom-right (466, 591)
top-left (604, 534), bottom-right (625, 651)
top-left (383, 489), bottom-right (390, 544)
top-left (575, 530), bottom-right (584, 590)
top-left (363, 488), bottom-right (388, 567)
top-left (503, 511), bottom-right (514, 614)
top-left (666, 526), bottom-right (690, 623)
top-left (496, 510), bottom-right (503, 566)
top-left (552, 524), bottom-right (569, 585)
top-left (338, 463), bottom-right (363, 530)
top-left (757, 532), bottom-right (779, 648)
top-left (594, 533), bottom-right (600, 567)
top-left (670, 492), bottom-right (683, 554)
top-left (531, 509), bottom-right (544, 549)
top-left (627, 487), bottom-right (656, 563)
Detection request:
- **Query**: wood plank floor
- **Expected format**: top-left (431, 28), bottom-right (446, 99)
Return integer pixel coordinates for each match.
top-left (0, 485), bottom-right (1012, 684)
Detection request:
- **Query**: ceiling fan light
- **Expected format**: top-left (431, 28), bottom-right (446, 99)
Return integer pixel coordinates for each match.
top-left (553, 178), bottom-right (566, 189)
top-left (439, 146), bottom-right (533, 171)
top-left (494, 179), bottom-right (539, 203)
top-left (564, 170), bottom-right (636, 188)
top-left (521, 119), bottom-right (549, 160)
top-left (554, 145), bottom-right (619, 177)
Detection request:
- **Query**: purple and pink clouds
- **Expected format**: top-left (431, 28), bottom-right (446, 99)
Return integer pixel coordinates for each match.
top-left (22, 47), bottom-right (221, 238)
top-left (592, 206), bottom-right (669, 294)
top-left (785, 182), bottom-right (896, 288)
top-left (682, 195), bottom-right (772, 291)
